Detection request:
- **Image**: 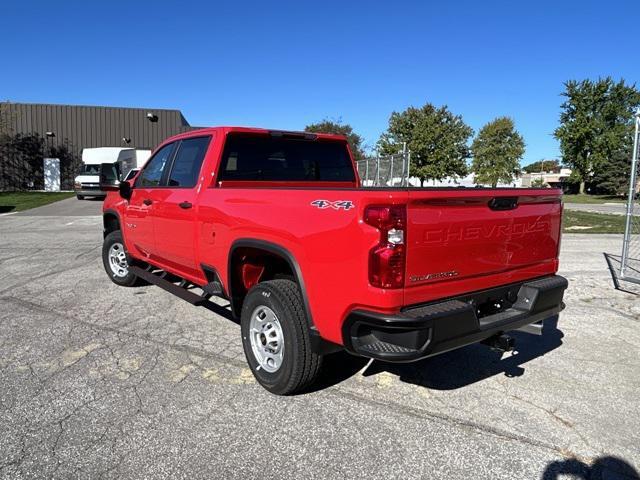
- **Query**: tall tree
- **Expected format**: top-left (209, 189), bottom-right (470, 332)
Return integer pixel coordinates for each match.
top-left (522, 159), bottom-right (560, 174)
top-left (471, 117), bottom-right (525, 187)
top-left (554, 77), bottom-right (640, 194)
top-left (377, 103), bottom-right (473, 185)
top-left (304, 119), bottom-right (366, 160)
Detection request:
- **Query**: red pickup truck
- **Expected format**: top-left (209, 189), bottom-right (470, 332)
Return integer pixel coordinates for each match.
top-left (101, 127), bottom-right (567, 395)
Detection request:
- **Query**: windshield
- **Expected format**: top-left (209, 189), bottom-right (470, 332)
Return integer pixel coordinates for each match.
top-left (78, 164), bottom-right (101, 175)
top-left (219, 133), bottom-right (355, 182)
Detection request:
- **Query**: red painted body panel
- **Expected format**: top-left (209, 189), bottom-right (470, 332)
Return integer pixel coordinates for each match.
top-left (104, 126), bottom-right (563, 346)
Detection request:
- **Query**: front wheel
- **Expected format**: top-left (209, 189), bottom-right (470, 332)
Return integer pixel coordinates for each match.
top-left (76, 194), bottom-right (84, 200)
top-left (241, 279), bottom-right (323, 395)
top-left (102, 230), bottom-right (141, 287)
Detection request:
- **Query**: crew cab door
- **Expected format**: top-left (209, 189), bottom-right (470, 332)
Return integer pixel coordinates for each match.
top-left (123, 142), bottom-right (177, 258)
top-left (152, 136), bottom-right (212, 277)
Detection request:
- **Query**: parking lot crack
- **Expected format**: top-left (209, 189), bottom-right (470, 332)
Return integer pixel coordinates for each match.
top-left (328, 387), bottom-right (592, 461)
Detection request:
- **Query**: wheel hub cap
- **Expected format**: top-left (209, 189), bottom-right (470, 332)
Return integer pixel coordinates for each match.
top-left (108, 242), bottom-right (129, 278)
top-left (249, 306), bottom-right (284, 373)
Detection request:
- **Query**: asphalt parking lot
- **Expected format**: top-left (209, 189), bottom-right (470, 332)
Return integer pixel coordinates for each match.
top-left (1, 198), bottom-right (639, 479)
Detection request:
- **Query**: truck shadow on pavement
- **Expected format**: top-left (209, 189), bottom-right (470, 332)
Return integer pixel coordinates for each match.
top-left (542, 456), bottom-right (639, 480)
top-left (362, 315), bottom-right (564, 390)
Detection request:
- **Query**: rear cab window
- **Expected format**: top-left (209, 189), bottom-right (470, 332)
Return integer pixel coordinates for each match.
top-left (218, 133), bottom-right (355, 185)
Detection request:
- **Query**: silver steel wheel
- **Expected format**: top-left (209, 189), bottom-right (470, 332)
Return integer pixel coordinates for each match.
top-left (108, 242), bottom-right (129, 278)
top-left (249, 306), bottom-right (284, 373)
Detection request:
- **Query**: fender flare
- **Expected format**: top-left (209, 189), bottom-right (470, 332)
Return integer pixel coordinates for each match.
top-left (228, 238), bottom-right (316, 331)
top-left (103, 208), bottom-right (122, 237)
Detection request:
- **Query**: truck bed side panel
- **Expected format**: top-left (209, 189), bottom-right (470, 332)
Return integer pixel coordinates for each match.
top-left (195, 188), bottom-right (408, 345)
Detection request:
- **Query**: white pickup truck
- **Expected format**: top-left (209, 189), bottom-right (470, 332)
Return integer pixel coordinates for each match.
top-left (74, 148), bottom-right (150, 199)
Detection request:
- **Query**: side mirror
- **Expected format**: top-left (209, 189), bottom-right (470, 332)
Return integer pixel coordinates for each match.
top-left (99, 163), bottom-right (120, 192)
top-left (119, 180), bottom-right (132, 200)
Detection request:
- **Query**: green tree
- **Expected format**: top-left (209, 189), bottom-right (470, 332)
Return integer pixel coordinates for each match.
top-left (0, 133), bottom-right (46, 190)
top-left (304, 119), bottom-right (366, 160)
top-left (531, 177), bottom-right (547, 187)
top-left (589, 148), bottom-right (635, 195)
top-left (554, 77), bottom-right (640, 194)
top-left (471, 117), bottom-right (525, 187)
top-left (377, 103), bottom-right (473, 185)
top-left (522, 159), bottom-right (560, 173)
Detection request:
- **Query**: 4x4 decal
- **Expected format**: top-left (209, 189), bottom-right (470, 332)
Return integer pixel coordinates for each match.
top-left (310, 200), bottom-right (355, 211)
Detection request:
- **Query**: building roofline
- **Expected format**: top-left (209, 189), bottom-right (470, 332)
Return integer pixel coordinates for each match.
top-left (1, 100), bottom-right (186, 115)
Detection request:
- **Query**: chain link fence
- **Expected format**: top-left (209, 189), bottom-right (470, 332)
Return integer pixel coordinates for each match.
top-left (356, 150), bottom-right (410, 187)
top-left (620, 110), bottom-right (640, 285)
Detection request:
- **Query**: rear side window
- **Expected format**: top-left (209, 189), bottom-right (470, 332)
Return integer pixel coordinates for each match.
top-left (167, 136), bottom-right (211, 187)
top-left (137, 142), bottom-right (175, 187)
top-left (219, 133), bottom-right (355, 182)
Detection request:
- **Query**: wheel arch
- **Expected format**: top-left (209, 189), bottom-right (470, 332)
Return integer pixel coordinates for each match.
top-left (228, 239), bottom-right (314, 329)
top-left (103, 209), bottom-right (121, 238)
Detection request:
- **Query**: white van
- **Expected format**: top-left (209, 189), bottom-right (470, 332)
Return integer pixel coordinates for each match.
top-left (74, 148), bottom-right (150, 199)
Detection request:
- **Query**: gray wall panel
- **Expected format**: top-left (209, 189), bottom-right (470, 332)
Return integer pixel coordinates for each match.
top-left (1, 102), bottom-right (197, 190)
top-left (2, 102), bottom-right (193, 156)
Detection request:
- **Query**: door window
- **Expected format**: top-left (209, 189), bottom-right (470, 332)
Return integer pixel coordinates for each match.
top-left (167, 136), bottom-right (211, 188)
top-left (137, 143), bottom-right (175, 187)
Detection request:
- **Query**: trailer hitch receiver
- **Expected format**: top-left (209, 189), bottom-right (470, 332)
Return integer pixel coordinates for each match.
top-left (482, 333), bottom-right (515, 352)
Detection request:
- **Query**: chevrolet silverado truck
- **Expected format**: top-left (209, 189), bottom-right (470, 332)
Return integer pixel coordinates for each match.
top-left (101, 127), bottom-right (568, 395)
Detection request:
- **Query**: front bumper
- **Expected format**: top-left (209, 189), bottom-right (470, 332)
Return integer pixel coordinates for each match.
top-left (343, 275), bottom-right (568, 362)
top-left (75, 188), bottom-right (106, 197)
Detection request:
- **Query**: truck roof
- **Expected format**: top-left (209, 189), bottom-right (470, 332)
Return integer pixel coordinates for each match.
top-left (162, 126), bottom-right (349, 144)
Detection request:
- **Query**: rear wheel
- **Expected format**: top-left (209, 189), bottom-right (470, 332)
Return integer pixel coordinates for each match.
top-left (102, 230), bottom-right (141, 287)
top-left (241, 279), bottom-right (323, 395)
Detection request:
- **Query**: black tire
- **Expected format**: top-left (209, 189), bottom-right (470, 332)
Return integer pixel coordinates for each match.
top-left (102, 230), bottom-right (141, 287)
top-left (76, 194), bottom-right (84, 200)
top-left (241, 279), bottom-right (323, 395)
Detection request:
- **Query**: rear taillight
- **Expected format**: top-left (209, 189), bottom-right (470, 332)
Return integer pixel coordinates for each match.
top-left (364, 204), bottom-right (406, 288)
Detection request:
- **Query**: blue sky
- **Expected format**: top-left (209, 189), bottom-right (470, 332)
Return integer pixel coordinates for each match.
top-left (2, 0), bottom-right (638, 166)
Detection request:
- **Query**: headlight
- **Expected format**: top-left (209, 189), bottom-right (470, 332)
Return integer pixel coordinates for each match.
top-left (74, 181), bottom-right (81, 189)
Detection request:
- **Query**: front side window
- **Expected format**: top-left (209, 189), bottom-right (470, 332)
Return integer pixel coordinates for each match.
top-left (137, 143), bottom-right (175, 187)
top-left (219, 133), bottom-right (355, 182)
top-left (124, 168), bottom-right (139, 181)
top-left (167, 136), bottom-right (211, 187)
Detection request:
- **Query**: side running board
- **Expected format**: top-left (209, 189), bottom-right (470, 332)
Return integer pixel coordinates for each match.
top-left (129, 266), bottom-right (209, 306)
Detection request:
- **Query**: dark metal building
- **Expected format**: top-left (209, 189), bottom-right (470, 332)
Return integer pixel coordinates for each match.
top-left (0, 102), bottom-right (198, 190)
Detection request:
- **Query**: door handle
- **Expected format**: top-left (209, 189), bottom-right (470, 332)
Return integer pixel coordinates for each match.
top-left (143, 198), bottom-right (153, 206)
top-left (179, 201), bottom-right (192, 209)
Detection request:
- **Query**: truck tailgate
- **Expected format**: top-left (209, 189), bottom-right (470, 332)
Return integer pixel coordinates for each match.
top-left (405, 189), bottom-right (562, 291)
